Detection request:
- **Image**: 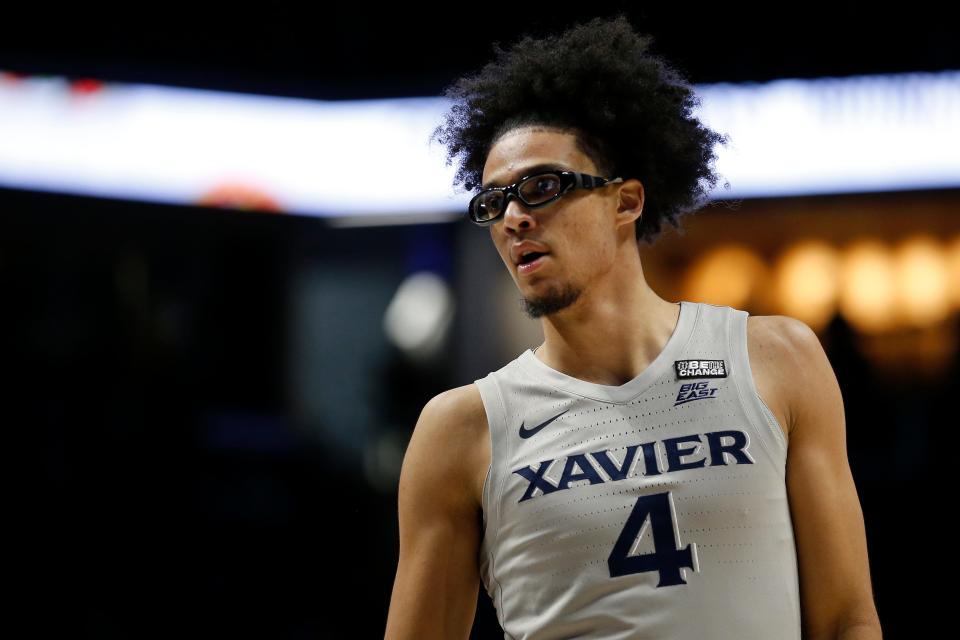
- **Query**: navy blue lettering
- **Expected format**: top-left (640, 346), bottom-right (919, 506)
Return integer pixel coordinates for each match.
top-left (557, 454), bottom-right (605, 489)
top-left (513, 460), bottom-right (559, 502)
top-left (608, 491), bottom-right (696, 587)
top-left (589, 445), bottom-right (639, 481)
top-left (512, 429), bottom-right (753, 503)
top-left (640, 441), bottom-right (661, 476)
top-left (663, 434), bottom-right (706, 472)
top-left (706, 430), bottom-right (753, 465)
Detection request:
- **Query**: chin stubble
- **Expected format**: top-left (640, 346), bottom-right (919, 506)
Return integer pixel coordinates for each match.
top-left (518, 282), bottom-right (583, 319)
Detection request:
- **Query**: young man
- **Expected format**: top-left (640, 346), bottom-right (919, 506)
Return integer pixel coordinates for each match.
top-left (385, 15), bottom-right (882, 640)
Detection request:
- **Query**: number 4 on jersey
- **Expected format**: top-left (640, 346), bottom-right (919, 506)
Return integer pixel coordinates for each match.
top-left (608, 491), bottom-right (698, 587)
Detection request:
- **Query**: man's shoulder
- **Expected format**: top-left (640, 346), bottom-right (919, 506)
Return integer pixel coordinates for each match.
top-left (746, 313), bottom-right (821, 359)
top-left (421, 383), bottom-right (489, 435)
top-left (745, 313), bottom-right (825, 440)
top-left (410, 384), bottom-right (490, 507)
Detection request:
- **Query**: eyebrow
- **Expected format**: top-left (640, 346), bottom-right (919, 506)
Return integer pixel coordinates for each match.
top-left (481, 163), bottom-right (571, 190)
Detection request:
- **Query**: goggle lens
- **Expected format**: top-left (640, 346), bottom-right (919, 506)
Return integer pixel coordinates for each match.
top-left (470, 173), bottom-right (563, 222)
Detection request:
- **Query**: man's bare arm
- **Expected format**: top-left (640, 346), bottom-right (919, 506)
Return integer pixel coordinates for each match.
top-left (763, 316), bottom-right (883, 639)
top-left (384, 385), bottom-right (489, 639)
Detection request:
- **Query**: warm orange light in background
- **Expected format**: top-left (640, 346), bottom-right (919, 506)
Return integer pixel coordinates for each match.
top-left (648, 200), bottom-right (960, 380)
top-left (197, 181), bottom-right (282, 213)
top-left (948, 235), bottom-right (960, 310)
top-left (892, 235), bottom-right (951, 328)
top-left (773, 240), bottom-right (839, 332)
top-left (837, 240), bottom-right (897, 334)
top-left (682, 245), bottom-right (768, 310)
top-left (665, 234), bottom-right (959, 337)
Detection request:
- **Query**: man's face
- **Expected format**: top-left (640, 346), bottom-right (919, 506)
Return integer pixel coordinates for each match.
top-left (481, 126), bottom-right (623, 319)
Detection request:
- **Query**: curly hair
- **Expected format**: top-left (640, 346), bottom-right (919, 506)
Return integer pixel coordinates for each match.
top-left (429, 13), bottom-right (730, 246)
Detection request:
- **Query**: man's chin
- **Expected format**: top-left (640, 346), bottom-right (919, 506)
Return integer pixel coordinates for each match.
top-left (519, 284), bottom-right (582, 319)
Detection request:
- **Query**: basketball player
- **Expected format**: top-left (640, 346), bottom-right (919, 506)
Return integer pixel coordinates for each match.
top-left (385, 15), bottom-right (882, 639)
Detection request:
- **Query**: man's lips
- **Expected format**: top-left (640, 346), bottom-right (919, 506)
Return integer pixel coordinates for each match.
top-left (511, 241), bottom-right (550, 265)
top-left (517, 253), bottom-right (549, 273)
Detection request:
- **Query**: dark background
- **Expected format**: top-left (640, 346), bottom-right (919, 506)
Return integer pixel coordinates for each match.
top-left (4, 5), bottom-right (956, 638)
top-left (2, 5), bottom-right (958, 100)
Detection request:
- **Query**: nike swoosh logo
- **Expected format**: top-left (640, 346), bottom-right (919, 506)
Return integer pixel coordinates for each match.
top-left (519, 409), bottom-right (569, 439)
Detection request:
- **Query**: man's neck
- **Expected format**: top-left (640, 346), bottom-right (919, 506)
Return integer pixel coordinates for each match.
top-left (535, 289), bottom-right (681, 387)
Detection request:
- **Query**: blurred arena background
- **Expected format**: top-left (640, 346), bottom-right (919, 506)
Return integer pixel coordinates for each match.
top-left (3, 6), bottom-right (957, 638)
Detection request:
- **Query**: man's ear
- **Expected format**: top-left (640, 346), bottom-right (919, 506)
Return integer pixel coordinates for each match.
top-left (615, 178), bottom-right (644, 227)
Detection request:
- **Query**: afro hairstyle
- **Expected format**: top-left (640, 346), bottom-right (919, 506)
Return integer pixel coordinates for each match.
top-left (429, 13), bottom-right (730, 245)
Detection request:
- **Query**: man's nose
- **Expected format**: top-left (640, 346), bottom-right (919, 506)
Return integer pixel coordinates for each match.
top-left (503, 194), bottom-right (537, 231)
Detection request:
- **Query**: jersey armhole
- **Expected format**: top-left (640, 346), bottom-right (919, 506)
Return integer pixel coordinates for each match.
top-left (727, 309), bottom-right (789, 473)
top-left (472, 373), bottom-right (510, 630)
top-left (755, 390), bottom-right (788, 451)
top-left (474, 375), bottom-right (506, 521)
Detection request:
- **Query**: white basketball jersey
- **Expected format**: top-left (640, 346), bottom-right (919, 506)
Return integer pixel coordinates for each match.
top-left (473, 300), bottom-right (801, 639)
